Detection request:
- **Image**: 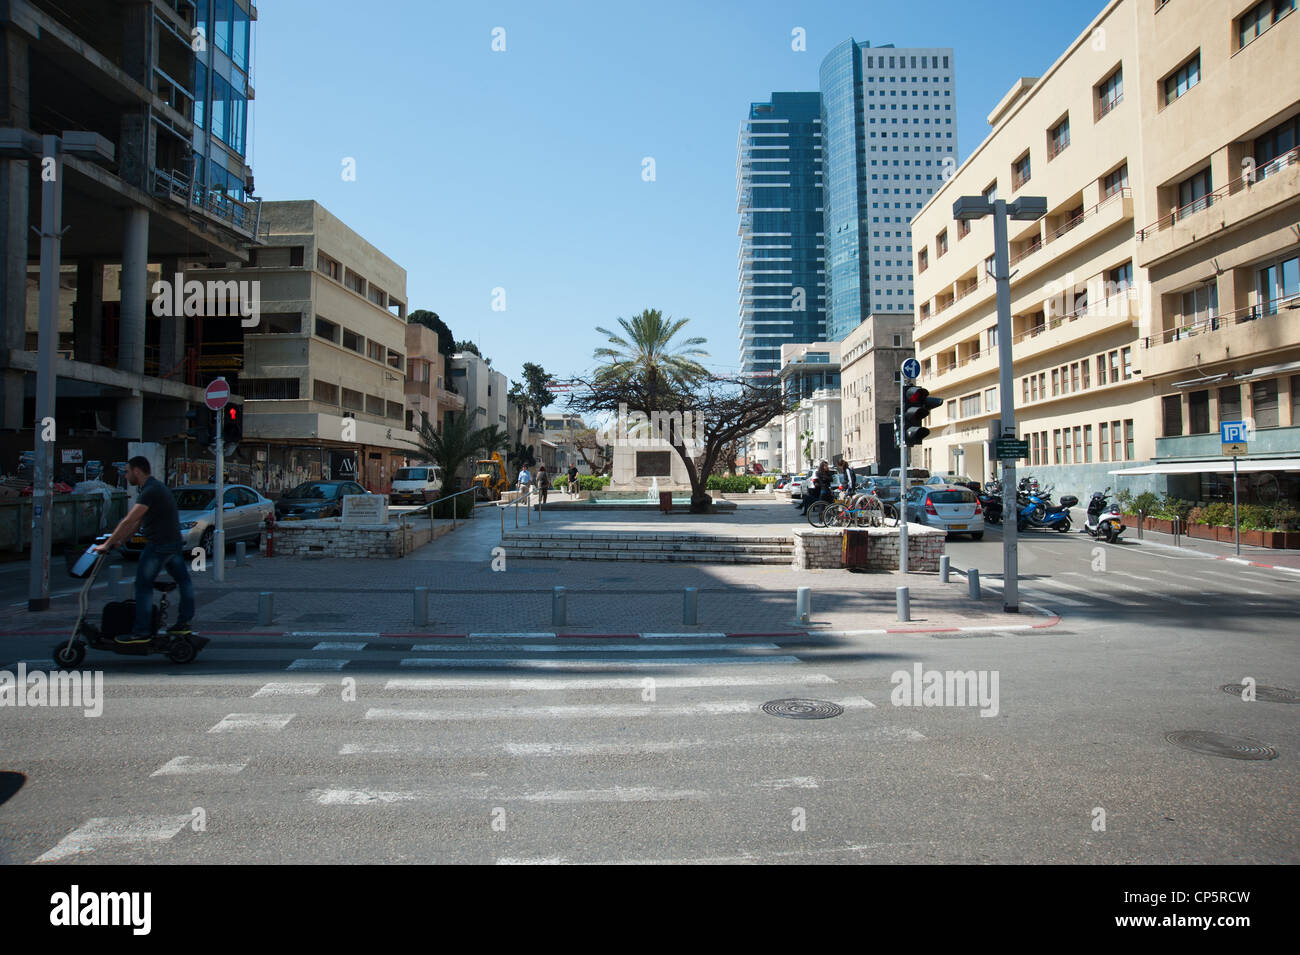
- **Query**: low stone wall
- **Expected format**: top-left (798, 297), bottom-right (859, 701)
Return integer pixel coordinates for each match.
top-left (791, 524), bottom-right (946, 572)
top-left (270, 518), bottom-right (436, 559)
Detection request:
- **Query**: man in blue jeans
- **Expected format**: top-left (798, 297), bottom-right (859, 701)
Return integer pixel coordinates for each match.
top-left (95, 456), bottom-right (196, 643)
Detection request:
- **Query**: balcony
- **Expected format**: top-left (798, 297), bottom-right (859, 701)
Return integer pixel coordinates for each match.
top-left (1141, 294), bottom-right (1300, 381)
top-left (1009, 295), bottom-right (1140, 363)
top-left (1136, 149), bottom-right (1300, 268)
top-left (920, 347), bottom-right (999, 391)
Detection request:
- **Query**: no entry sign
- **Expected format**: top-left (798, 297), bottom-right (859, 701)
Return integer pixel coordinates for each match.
top-left (205, 378), bottom-right (231, 411)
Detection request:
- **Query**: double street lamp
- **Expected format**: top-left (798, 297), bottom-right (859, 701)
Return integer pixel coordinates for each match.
top-left (1, 128), bottom-right (116, 610)
top-left (952, 193), bottom-right (1047, 613)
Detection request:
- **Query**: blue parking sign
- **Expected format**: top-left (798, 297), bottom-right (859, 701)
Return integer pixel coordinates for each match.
top-left (1220, 421), bottom-right (1248, 444)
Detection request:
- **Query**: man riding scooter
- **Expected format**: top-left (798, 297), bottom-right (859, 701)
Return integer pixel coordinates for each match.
top-left (95, 456), bottom-right (196, 643)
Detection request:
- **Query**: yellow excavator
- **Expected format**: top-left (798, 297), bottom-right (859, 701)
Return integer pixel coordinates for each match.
top-left (471, 452), bottom-right (508, 501)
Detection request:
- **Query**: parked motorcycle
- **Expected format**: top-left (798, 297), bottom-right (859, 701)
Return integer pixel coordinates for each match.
top-left (1016, 487), bottom-right (1078, 533)
top-left (1081, 487), bottom-right (1125, 543)
top-left (978, 481), bottom-right (1004, 525)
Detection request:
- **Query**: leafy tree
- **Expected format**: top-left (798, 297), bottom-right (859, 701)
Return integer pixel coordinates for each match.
top-left (454, 340), bottom-right (482, 358)
top-left (408, 310), bottom-right (456, 358)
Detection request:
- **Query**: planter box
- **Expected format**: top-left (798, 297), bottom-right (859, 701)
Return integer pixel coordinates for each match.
top-left (1215, 526), bottom-right (1237, 543)
top-left (1186, 522), bottom-right (1215, 540)
top-left (1144, 517), bottom-right (1174, 534)
top-left (1239, 529), bottom-right (1264, 547)
top-left (1285, 531), bottom-right (1300, 549)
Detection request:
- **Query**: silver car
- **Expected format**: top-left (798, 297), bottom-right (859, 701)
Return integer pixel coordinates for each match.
top-left (124, 484), bottom-right (273, 556)
top-left (904, 483), bottom-right (985, 539)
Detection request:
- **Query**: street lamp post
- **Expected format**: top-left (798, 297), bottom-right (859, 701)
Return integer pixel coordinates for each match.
top-left (952, 194), bottom-right (1046, 613)
top-left (1, 129), bottom-right (115, 611)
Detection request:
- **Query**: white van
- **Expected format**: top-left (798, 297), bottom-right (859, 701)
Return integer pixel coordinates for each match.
top-left (390, 464), bottom-right (444, 505)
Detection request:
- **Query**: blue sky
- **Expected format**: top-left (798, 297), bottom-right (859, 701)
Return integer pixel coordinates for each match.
top-left (252, 0), bottom-right (1102, 406)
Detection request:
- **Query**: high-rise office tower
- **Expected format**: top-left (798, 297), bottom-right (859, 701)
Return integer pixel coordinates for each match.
top-left (737, 93), bottom-right (825, 379)
top-left (820, 39), bottom-right (957, 341)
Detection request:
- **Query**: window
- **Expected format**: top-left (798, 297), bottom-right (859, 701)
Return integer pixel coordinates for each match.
top-left (1099, 422), bottom-right (1110, 461)
top-left (1023, 379), bottom-right (1030, 403)
top-left (1012, 152), bottom-right (1032, 189)
top-left (1030, 376), bottom-right (1039, 401)
top-left (1258, 255), bottom-right (1300, 314)
top-left (1252, 379), bottom-right (1279, 428)
top-left (983, 182), bottom-right (998, 203)
top-left (1122, 347), bottom-right (1133, 380)
top-left (1102, 163), bottom-right (1129, 198)
top-left (1096, 355), bottom-right (1107, 385)
top-left (985, 387), bottom-right (998, 412)
top-left (1053, 429), bottom-right (1062, 464)
top-left (1164, 53), bottom-right (1200, 106)
top-left (1182, 283), bottom-right (1218, 325)
top-left (1052, 368), bottom-right (1061, 396)
top-left (1084, 425), bottom-right (1093, 462)
top-left (317, 252), bottom-right (341, 281)
top-left (1112, 420), bottom-right (1124, 461)
top-left (1081, 361), bottom-right (1090, 390)
top-left (289, 246), bottom-right (304, 267)
top-left (194, 61), bottom-right (207, 129)
top-left (1073, 426), bottom-right (1083, 463)
top-left (1189, 390), bottom-right (1210, 434)
top-left (1064, 429), bottom-right (1073, 465)
top-left (988, 326), bottom-right (998, 349)
top-left (344, 269), bottom-right (366, 295)
top-left (1048, 116), bottom-right (1070, 159)
top-left (917, 248), bottom-right (928, 272)
top-left (957, 218), bottom-right (970, 239)
top-left (1238, 0), bottom-right (1294, 49)
top-left (936, 229), bottom-right (948, 257)
top-left (1031, 431), bottom-right (1041, 465)
top-left (1124, 420), bottom-right (1135, 460)
top-left (946, 399), bottom-right (957, 419)
top-left (1107, 262), bottom-right (1134, 299)
top-left (367, 341), bottom-right (383, 362)
top-left (960, 393), bottom-right (980, 418)
top-left (1253, 115), bottom-right (1300, 178)
top-left (892, 334), bottom-right (903, 346)
top-left (1109, 351), bottom-right (1120, 384)
top-left (1163, 395), bottom-right (1183, 436)
top-left (1071, 363), bottom-right (1080, 392)
top-left (1177, 168), bottom-right (1213, 216)
top-left (1292, 376), bottom-right (1300, 424)
top-left (314, 316), bottom-right (339, 343)
top-left (1219, 385), bottom-right (1242, 423)
top-left (342, 328), bottom-right (363, 353)
top-left (1097, 67), bottom-right (1123, 118)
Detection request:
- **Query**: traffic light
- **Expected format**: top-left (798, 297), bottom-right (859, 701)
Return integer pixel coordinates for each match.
top-left (903, 385), bottom-right (943, 446)
top-left (224, 404), bottom-right (243, 444)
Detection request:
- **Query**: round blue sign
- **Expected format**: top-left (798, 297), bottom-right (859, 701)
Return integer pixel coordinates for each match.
top-left (902, 358), bottom-right (921, 380)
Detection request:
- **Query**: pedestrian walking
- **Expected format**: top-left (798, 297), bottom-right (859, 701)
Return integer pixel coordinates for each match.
top-left (535, 465), bottom-right (550, 509)
top-left (517, 465), bottom-right (533, 504)
top-left (566, 465), bottom-right (580, 495)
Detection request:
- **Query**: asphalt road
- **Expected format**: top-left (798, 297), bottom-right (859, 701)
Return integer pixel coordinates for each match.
top-left (0, 527), bottom-right (1295, 864)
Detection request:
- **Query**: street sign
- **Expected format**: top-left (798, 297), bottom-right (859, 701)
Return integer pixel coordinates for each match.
top-left (205, 378), bottom-right (231, 411)
top-left (1222, 443), bottom-right (1248, 456)
top-left (1220, 421), bottom-right (1249, 444)
top-left (995, 438), bottom-right (1029, 460)
top-left (902, 358), bottom-right (921, 380)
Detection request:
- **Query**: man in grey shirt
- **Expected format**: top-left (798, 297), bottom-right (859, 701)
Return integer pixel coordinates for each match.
top-left (96, 455), bottom-right (196, 642)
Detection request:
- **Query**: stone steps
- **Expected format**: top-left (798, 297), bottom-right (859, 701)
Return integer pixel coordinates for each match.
top-left (500, 532), bottom-right (794, 564)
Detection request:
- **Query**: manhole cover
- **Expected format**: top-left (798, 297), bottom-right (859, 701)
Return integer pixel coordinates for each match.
top-left (1165, 731), bottom-right (1278, 760)
top-left (1220, 684), bottom-right (1300, 704)
top-left (762, 699), bottom-right (844, 720)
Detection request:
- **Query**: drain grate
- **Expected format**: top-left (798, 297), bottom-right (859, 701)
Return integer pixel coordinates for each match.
top-left (1165, 731), bottom-right (1278, 760)
top-left (1220, 684), bottom-right (1300, 704)
top-left (762, 699), bottom-right (844, 720)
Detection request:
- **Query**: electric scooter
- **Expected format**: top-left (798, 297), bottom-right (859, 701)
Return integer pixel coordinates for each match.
top-left (1081, 487), bottom-right (1125, 543)
top-left (53, 535), bottom-right (209, 669)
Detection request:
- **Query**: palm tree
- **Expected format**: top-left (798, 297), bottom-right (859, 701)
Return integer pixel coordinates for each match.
top-left (593, 309), bottom-right (709, 398)
top-left (404, 412), bottom-right (498, 496)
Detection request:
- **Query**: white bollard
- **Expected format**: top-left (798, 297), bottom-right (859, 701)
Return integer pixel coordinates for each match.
top-left (896, 586), bottom-right (911, 622)
top-left (796, 586), bottom-right (811, 625)
top-left (552, 586), bottom-right (566, 627)
top-left (939, 555), bottom-right (950, 584)
top-left (968, 568), bottom-right (981, 600)
top-left (258, 591), bottom-right (274, 626)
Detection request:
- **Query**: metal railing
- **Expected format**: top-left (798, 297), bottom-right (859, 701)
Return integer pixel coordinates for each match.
top-left (1141, 292), bottom-right (1300, 347)
top-left (1136, 149), bottom-right (1298, 240)
top-left (396, 485), bottom-right (481, 554)
top-left (498, 486), bottom-right (544, 534)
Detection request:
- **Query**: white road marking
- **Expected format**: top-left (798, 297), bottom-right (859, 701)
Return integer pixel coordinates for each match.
top-left (311, 786), bottom-right (707, 806)
top-left (290, 631), bottom-right (378, 638)
top-left (980, 577), bottom-right (1090, 608)
top-left (756, 777), bottom-right (820, 789)
top-left (365, 695), bottom-right (873, 722)
top-left (152, 756), bottom-right (247, 776)
top-left (287, 659), bottom-right (349, 671)
top-left (408, 642), bottom-right (778, 653)
top-left (312, 789), bottom-right (421, 805)
top-left (497, 857), bottom-right (569, 865)
top-left (253, 682), bottom-right (324, 697)
top-left (1032, 575), bottom-right (1139, 606)
top-left (396, 656), bottom-right (803, 669)
top-left (208, 713), bottom-right (295, 733)
top-left (640, 632), bottom-right (728, 639)
top-left (384, 673), bottom-right (836, 692)
top-left (313, 641), bottom-right (367, 651)
top-left (1065, 571), bottom-right (1205, 605)
top-left (35, 814), bottom-right (192, 863)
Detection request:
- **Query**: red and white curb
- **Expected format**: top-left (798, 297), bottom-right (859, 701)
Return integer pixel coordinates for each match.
top-left (1216, 556), bottom-right (1300, 574)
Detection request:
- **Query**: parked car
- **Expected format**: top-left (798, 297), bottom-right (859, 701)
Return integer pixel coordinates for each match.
top-left (889, 467), bottom-right (931, 481)
top-left (904, 483), bottom-right (984, 539)
top-left (274, 480), bottom-right (368, 521)
top-left (926, 473), bottom-right (978, 490)
top-left (125, 484), bottom-right (272, 557)
top-left (774, 473), bottom-right (794, 491)
top-left (856, 475), bottom-right (902, 506)
top-left (789, 468), bottom-right (817, 501)
top-left (389, 464), bottom-right (443, 505)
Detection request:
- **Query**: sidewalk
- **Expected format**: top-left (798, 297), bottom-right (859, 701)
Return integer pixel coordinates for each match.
top-left (1128, 523), bottom-right (1300, 571)
top-left (1, 505), bottom-right (1053, 638)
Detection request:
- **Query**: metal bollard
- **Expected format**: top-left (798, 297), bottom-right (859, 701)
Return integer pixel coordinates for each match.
top-left (235, 541), bottom-right (246, 566)
top-left (414, 586), bottom-right (428, 627)
top-left (896, 586), bottom-right (911, 622)
top-left (107, 564), bottom-right (122, 598)
top-left (683, 587), bottom-right (698, 626)
top-left (796, 586), bottom-right (811, 625)
top-left (939, 555), bottom-right (950, 584)
top-left (1137, 509), bottom-right (1144, 540)
top-left (968, 567), bottom-right (981, 600)
top-left (552, 586), bottom-right (566, 627)
top-left (258, 591), bottom-right (274, 626)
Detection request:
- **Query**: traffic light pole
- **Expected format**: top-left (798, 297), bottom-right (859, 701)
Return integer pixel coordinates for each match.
top-left (992, 200), bottom-right (1019, 613)
top-left (214, 392), bottom-right (225, 583)
top-left (899, 375), bottom-right (908, 574)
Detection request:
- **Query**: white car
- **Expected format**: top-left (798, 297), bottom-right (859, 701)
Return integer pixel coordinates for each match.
top-left (904, 483), bottom-right (985, 540)
top-left (389, 465), bottom-right (444, 505)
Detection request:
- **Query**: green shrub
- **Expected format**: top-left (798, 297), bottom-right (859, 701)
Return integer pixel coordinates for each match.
top-left (430, 493), bottom-right (475, 519)
top-left (1198, 502), bottom-right (1234, 527)
top-left (705, 475), bottom-right (765, 493)
top-left (577, 475), bottom-right (610, 491)
top-left (1115, 488), bottom-right (1134, 513)
top-left (1159, 495), bottom-right (1194, 522)
top-left (1126, 491), bottom-right (1161, 517)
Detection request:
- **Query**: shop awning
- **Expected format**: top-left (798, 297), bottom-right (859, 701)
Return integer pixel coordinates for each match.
top-left (1109, 458), bottom-right (1300, 476)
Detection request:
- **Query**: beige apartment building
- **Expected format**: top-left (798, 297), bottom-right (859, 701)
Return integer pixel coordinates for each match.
top-left (912, 0), bottom-right (1299, 504)
top-left (778, 342), bottom-right (841, 473)
top-left (404, 322), bottom-right (465, 437)
top-left (839, 314), bottom-right (914, 473)
top-left (208, 200), bottom-right (419, 494)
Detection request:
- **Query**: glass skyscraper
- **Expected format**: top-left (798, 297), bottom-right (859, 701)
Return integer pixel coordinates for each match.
top-left (820, 40), bottom-right (957, 341)
top-left (737, 93), bottom-right (825, 379)
top-left (194, 0), bottom-right (255, 204)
